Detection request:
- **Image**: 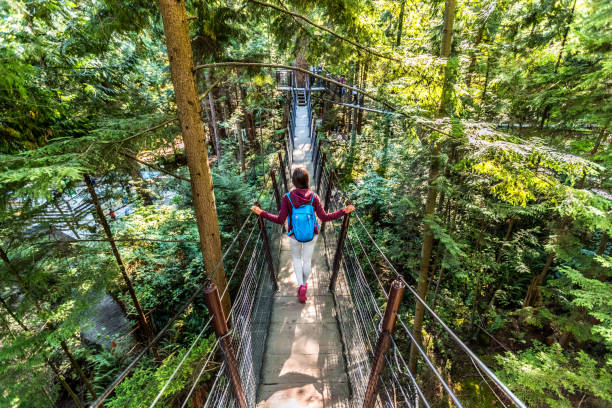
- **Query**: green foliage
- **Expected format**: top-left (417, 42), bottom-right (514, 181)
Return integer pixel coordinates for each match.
top-left (554, 264), bottom-right (612, 349)
top-left (106, 336), bottom-right (216, 408)
top-left (496, 342), bottom-right (612, 407)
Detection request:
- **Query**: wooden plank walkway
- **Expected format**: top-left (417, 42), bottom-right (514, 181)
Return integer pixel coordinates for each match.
top-left (257, 104), bottom-right (351, 408)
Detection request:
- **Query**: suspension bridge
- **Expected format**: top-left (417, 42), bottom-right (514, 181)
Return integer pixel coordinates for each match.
top-left (89, 70), bottom-right (527, 408)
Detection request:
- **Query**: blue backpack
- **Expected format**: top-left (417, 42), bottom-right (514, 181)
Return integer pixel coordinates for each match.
top-left (286, 192), bottom-right (319, 242)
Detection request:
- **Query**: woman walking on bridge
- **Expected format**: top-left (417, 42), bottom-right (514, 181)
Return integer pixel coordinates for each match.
top-left (251, 168), bottom-right (354, 303)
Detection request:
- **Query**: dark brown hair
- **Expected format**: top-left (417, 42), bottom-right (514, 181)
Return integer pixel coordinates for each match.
top-left (292, 168), bottom-right (309, 189)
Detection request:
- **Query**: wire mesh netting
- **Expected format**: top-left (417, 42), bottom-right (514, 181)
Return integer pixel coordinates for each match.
top-left (203, 198), bottom-right (281, 408)
top-left (320, 171), bottom-right (420, 408)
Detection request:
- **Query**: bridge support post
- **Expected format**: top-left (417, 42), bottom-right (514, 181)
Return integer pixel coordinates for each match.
top-left (203, 283), bottom-right (248, 408)
top-left (310, 116), bottom-right (315, 141)
top-left (284, 137), bottom-right (292, 172)
top-left (270, 170), bottom-right (286, 234)
top-left (324, 171), bottom-right (334, 213)
top-left (310, 124), bottom-right (316, 153)
top-left (313, 140), bottom-right (321, 171)
top-left (257, 202), bottom-right (279, 292)
top-left (363, 280), bottom-right (406, 408)
top-left (278, 151), bottom-right (288, 192)
top-left (270, 170), bottom-right (282, 211)
top-left (316, 152), bottom-right (326, 195)
top-left (329, 210), bottom-right (351, 292)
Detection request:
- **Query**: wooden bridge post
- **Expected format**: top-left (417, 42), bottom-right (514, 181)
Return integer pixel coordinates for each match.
top-left (313, 140), bottom-right (321, 172)
top-left (310, 116), bottom-right (316, 141)
top-left (316, 152), bottom-right (326, 195)
top-left (310, 121), bottom-right (317, 154)
top-left (256, 202), bottom-right (279, 292)
top-left (202, 283), bottom-right (248, 408)
top-left (270, 170), bottom-right (286, 234)
top-left (278, 151), bottom-right (288, 192)
top-left (329, 210), bottom-right (351, 292)
top-left (284, 137), bottom-right (292, 172)
top-left (363, 280), bottom-right (406, 408)
top-left (324, 171), bottom-right (334, 213)
top-left (270, 170), bottom-right (282, 211)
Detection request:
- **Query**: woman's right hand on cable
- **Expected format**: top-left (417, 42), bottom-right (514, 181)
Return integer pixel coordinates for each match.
top-left (345, 205), bottom-right (355, 214)
top-left (251, 205), bottom-right (262, 215)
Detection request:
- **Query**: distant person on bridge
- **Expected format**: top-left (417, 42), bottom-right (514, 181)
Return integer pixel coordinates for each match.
top-left (251, 168), bottom-right (354, 303)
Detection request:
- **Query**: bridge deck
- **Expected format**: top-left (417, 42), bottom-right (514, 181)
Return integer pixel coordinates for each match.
top-left (257, 105), bottom-right (351, 407)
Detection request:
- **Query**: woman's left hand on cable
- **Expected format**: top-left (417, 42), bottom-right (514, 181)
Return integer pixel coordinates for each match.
top-left (251, 205), bottom-right (262, 215)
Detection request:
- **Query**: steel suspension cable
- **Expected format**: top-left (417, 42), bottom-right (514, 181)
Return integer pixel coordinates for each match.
top-left (90, 179), bottom-right (269, 408)
top-left (388, 336), bottom-right (431, 408)
top-left (180, 339), bottom-right (221, 408)
top-left (330, 182), bottom-right (526, 406)
top-left (348, 222), bottom-right (389, 298)
top-left (148, 223), bottom-right (260, 407)
top-left (319, 163), bottom-right (525, 407)
top-left (148, 316), bottom-right (213, 408)
top-left (394, 313), bottom-right (463, 407)
top-left (356, 202), bottom-right (524, 406)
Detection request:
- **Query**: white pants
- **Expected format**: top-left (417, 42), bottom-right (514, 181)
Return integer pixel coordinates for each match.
top-left (289, 234), bottom-right (318, 286)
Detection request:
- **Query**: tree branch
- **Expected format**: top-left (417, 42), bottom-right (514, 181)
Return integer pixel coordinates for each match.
top-left (121, 151), bottom-right (191, 182)
top-left (247, 0), bottom-right (402, 63)
top-left (44, 238), bottom-right (200, 244)
top-left (113, 117), bottom-right (179, 144)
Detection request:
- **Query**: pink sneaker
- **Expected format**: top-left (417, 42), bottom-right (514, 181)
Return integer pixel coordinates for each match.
top-left (298, 285), bottom-right (307, 303)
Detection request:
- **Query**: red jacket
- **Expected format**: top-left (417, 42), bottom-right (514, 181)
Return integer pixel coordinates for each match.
top-left (260, 188), bottom-right (346, 234)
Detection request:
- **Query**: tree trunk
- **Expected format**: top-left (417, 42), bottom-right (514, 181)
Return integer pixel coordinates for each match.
top-left (596, 234), bottom-right (609, 260)
top-left (590, 128), bottom-right (607, 155)
top-left (395, 0), bottom-right (406, 47)
top-left (356, 62), bottom-right (368, 135)
top-left (159, 0), bottom-right (230, 315)
top-left (214, 85), bottom-right (228, 140)
top-left (378, 116), bottom-right (391, 177)
top-left (523, 252), bottom-right (555, 307)
top-left (234, 85), bottom-right (248, 180)
top-left (237, 129), bottom-right (246, 180)
top-left (408, 142), bottom-right (441, 373)
top-left (346, 103), bottom-right (352, 140)
top-left (438, 0), bottom-right (457, 116)
top-left (223, 85), bottom-right (234, 119)
top-left (205, 71), bottom-right (222, 162)
top-left (202, 99), bottom-right (218, 157)
top-left (555, 0), bottom-right (576, 72)
top-left (481, 52), bottom-right (492, 112)
top-left (410, 0), bottom-right (455, 373)
top-left (84, 176), bottom-right (155, 349)
top-left (465, 25), bottom-right (486, 88)
top-left (240, 86), bottom-right (257, 143)
top-left (540, 0), bottom-right (576, 129)
top-left (440, 0), bottom-right (457, 59)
